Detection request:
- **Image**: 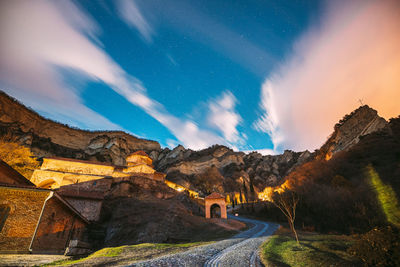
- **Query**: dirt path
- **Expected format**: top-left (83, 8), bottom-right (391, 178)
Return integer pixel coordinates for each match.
top-left (132, 216), bottom-right (278, 267)
top-left (0, 216), bottom-right (277, 267)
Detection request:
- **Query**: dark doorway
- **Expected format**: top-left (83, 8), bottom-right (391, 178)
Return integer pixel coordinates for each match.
top-left (210, 204), bottom-right (221, 218)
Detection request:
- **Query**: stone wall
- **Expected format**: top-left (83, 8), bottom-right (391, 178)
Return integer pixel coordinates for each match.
top-left (63, 198), bottom-right (102, 222)
top-left (31, 169), bottom-right (108, 189)
top-left (41, 158), bottom-right (115, 176)
top-left (31, 197), bottom-right (86, 254)
top-left (0, 187), bottom-right (49, 253)
top-left (122, 164), bottom-right (155, 174)
top-left (56, 179), bottom-right (112, 222)
top-left (59, 178), bottom-right (113, 192)
top-left (32, 157), bottom-right (162, 189)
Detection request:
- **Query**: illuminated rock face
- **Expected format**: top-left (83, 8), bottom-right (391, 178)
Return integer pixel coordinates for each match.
top-left (0, 92), bottom-right (161, 166)
top-left (31, 152), bottom-right (164, 189)
top-left (318, 105), bottom-right (387, 160)
top-left (164, 180), bottom-right (199, 198)
top-left (126, 151), bottom-right (153, 166)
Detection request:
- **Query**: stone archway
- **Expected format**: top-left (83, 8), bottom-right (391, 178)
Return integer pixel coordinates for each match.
top-left (210, 203), bottom-right (222, 218)
top-left (205, 192), bottom-right (227, 219)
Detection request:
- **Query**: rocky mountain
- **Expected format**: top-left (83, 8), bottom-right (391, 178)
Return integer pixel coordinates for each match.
top-left (0, 91), bottom-right (389, 197)
top-left (151, 106), bottom-right (388, 196)
top-left (151, 144), bottom-right (312, 195)
top-left (0, 91), bottom-right (160, 165)
top-left (318, 105), bottom-right (387, 160)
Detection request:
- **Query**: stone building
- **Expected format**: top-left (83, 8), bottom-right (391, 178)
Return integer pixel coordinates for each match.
top-left (205, 192), bottom-right (227, 219)
top-left (56, 178), bottom-right (113, 222)
top-left (126, 150), bottom-right (153, 166)
top-left (0, 160), bottom-right (88, 254)
top-left (31, 151), bottom-right (165, 189)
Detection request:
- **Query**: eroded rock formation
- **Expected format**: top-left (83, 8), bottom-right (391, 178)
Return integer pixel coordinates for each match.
top-left (318, 105), bottom-right (387, 160)
top-left (153, 144), bottom-right (312, 195)
top-left (0, 92), bottom-right (160, 165)
top-left (0, 91), bottom-right (389, 197)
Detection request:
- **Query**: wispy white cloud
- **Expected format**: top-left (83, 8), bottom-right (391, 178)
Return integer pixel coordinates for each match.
top-left (0, 0), bottom-right (119, 130)
top-left (254, 0), bottom-right (400, 151)
top-left (253, 80), bottom-right (283, 152)
top-left (208, 91), bottom-right (243, 145)
top-left (116, 0), bottom-right (154, 42)
top-left (0, 0), bottom-right (230, 150)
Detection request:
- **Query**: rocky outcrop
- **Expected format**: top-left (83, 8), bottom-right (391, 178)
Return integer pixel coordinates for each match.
top-left (0, 91), bottom-right (160, 165)
top-left (96, 176), bottom-right (240, 246)
top-left (153, 145), bottom-right (312, 195)
top-left (152, 106), bottom-right (387, 195)
top-left (1, 91), bottom-right (388, 196)
top-left (318, 105), bottom-right (387, 160)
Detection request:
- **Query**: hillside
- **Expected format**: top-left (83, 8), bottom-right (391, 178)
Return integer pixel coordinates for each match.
top-left (0, 91), bottom-right (390, 198)
top-left (57, 175), bottom-right (245, 248)
top-left (0, 91), bottom-right (160, 165)
top-left (318, 105), bottom-right (387, 160)
top-left (264, 115), bottom-right (400, 233)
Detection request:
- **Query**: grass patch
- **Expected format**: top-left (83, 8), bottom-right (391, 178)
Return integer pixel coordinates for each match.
top-left (43, 241), bottom-right (213, 266)
top-left (260, 228), bottom-right (361, 267)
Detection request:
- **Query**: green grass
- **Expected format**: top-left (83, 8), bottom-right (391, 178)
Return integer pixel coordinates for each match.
top-left (260, 229), bottom-right (361, 267)
top-left (367, 165), bottom-right (400, 227)
top-left (43, 241), bottom-right (213, 266)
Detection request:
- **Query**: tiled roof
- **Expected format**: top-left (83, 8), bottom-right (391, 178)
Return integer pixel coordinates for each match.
top-left (0, 159), bottom-right (35, 186)
top-left (57, 189), bottom-right (104, 200)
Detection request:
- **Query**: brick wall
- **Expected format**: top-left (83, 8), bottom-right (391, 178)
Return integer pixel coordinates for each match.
top-left (0, 187), bottom-right (49, 253)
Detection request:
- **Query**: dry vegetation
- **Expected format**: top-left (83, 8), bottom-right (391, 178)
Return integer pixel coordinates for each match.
top-left (259, 116), bottom-right (400, 266)
top-left (0, 140), bottom-right (39, 179)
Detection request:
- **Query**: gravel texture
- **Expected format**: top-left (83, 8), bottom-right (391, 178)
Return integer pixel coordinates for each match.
top-left (0, 254), bottom-right (70, 266)
top-left (130, 215), bottom-right (279, 267)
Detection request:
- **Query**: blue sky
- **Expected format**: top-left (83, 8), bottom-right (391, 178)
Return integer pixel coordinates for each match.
top-left (1, 0), bottom-right (399, 153)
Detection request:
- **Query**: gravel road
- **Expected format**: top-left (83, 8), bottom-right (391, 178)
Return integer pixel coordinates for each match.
top-left (131, 216), bottom-right (279, 267)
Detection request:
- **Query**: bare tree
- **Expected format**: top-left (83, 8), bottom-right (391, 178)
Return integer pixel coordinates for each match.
top-left (272, 190), bottom-right (300, 244)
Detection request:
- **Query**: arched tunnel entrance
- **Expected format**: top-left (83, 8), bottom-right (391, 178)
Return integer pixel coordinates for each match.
top-left (205, 193), bottom-right (227, 219)
top-left (210, 203), bottom-right (221, 218)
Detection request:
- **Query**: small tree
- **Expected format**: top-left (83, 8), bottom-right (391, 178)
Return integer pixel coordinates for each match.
top-left (272, 190), bottom-right (300, 244)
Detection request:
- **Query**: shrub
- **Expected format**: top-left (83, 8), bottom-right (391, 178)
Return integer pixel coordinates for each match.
top-left (0, 140), bottom-right (39, 178)
top-left (348, 226), bottom-right (400, 267)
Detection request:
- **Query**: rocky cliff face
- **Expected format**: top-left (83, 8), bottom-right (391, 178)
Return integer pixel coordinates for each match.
top-left (1, 91), bottom-right (388, 196)
top-left (0, 92), bottom-right (160, 165)
top-left (151, 106), bottom-right (388, 195)
top-left (150, 144), bottom-right (312, 195)
top-left (318, 105), bottom-right (387, 160)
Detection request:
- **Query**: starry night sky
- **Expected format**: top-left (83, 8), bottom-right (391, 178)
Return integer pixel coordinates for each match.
top-left (1, 0), bottom-right (399, 153)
